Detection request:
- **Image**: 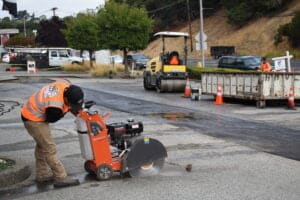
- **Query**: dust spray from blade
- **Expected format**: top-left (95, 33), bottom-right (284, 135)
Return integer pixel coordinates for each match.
top-left (128, 158), bottom-right (165, 177)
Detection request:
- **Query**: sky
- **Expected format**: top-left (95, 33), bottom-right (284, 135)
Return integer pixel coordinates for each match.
top-left (0, 0), bottom-right (105, 18)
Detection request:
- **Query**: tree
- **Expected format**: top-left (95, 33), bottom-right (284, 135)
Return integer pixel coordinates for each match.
top-left (226, 2), bottom-right (251, 27)
top-left (17, 10), bottom-right (30, 20)
top-left (274, 11), bottom-right (300, 48)
top-left (64, 13), bottom-right (101, 68)
top-left (97, 1), bottom-right (153, 73)
top-left (35, 16), bottom-right (67, 47)
top-left (222, 0), bottom-right (293, 26)
top-left (116, 0), bottom-right (220, 32)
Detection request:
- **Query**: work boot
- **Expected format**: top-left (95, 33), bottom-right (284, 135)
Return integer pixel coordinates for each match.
top-left (36, 175), bottom-right (54, 183)
top-left (53, 176), bottom-right (80, 188)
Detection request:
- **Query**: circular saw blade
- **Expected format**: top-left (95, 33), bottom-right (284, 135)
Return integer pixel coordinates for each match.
top-left (128, 158), bottom-right (165, 177)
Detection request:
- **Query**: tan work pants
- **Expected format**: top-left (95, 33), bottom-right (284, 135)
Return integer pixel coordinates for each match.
top-left (24, 120), bottom-right (67, 179)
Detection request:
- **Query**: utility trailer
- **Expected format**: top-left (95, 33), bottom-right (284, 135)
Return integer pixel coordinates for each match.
top-left (201, 72), bottom-right (300, 108)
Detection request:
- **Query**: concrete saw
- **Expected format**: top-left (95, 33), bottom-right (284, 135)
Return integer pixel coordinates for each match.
top-left (77, 101), bottom-right (167, 180)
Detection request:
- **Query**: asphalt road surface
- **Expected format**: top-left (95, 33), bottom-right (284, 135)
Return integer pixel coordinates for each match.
top-left (0, 76), bottom-right (299, 200)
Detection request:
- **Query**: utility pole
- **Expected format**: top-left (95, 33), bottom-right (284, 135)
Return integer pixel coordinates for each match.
top-left (199, 0), bottom-right (205, 67)
top-left (23, 17), bottom-right (26, 37)
top-left (186, 0), bottom-right (193, 52)
top-left (51, 7), bottom-right (58, 17)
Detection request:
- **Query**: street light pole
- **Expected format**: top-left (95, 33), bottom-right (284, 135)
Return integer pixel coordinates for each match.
top-left (199, 0), bottom-right (205, 67)
top-left (51, 7), bottom-right (58, 17)
top-left (186, 0), bottom-right (193, 52)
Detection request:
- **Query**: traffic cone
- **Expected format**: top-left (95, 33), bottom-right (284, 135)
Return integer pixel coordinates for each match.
top-left (287, 87), bottom-right (296, 110)
top-left (182, 78), bottom-right (191, 98)
top-left (214, 84), bottom-right (224, 105)
top-left (9, 67), bottom-right (15, 72)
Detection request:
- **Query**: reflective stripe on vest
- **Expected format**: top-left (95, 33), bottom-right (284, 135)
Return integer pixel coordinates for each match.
top-left (22, 81), bottom-right (70, 122)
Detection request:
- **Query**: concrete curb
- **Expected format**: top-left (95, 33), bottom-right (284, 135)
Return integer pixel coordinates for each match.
top-left (0, 157), bottom-right (32, 191)
top-left (0, 75), bottom-right (18, 82)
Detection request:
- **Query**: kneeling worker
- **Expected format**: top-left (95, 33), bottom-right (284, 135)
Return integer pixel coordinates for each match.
top-left (259, 57), bottom-right (272, 72)
top-left (21, 79), bottom-right (83, 188)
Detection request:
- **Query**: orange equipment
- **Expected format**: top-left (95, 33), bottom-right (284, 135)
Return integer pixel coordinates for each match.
top-left (214, 84), bottom-right (224, 105)
top-left (169, 55), bottom-right (179, 65)
top-left (76, 101), bottom-right (167, 180)
top-left (182, 78), bottom-right (191, 98)
top-left (287, 87), bottom-right (296, 110)
top-left (9, 67), bottom-right (15, 72)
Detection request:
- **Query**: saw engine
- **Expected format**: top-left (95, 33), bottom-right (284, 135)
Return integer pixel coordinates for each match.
top-left (76, 101), bottom-right (167, 180)
top-left (107, 120), bottom-right (143, 151)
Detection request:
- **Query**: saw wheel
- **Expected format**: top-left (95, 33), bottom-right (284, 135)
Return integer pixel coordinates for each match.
top-left (96, 164), bottom-right (113, 180)
top-left (84, 160), bottom-right (95, 174)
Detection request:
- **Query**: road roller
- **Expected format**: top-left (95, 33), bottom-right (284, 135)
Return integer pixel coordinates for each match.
top-left (143, 31), bottom-right (189, 93)
top-left (76, 101), bottom-right (167, 180)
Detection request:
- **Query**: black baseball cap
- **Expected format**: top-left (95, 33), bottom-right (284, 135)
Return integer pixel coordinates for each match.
top-left (64, 85), bottom-right (84, 110)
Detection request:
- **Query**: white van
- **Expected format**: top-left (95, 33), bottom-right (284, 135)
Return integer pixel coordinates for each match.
top-left (9, 47), bottom-right (83, 67)
top-left (48, 49), bottom-right (83, 66)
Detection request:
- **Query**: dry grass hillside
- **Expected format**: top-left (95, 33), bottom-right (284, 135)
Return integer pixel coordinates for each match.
top-left (142, 0), bottom-right (300, 59)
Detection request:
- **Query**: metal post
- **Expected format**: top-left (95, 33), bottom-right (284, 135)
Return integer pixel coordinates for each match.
top-left (286, 51), bottom-right (291, 72)
top-left (187, 0), bottom-right (193, 51)
top-left (199, 0), bottom-right (205, 67)
top-left (23, 17), bottom-right (27, 37)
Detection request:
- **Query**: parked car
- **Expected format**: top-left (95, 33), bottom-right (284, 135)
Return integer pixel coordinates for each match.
top-left (7, 48), bottom-right (83, 68)
top-left (218, 55), bottom-right (262, 70)
top-left (126, 53), bottom-right (150, 69)
top-left (109, 55), bottom-right (123, 64)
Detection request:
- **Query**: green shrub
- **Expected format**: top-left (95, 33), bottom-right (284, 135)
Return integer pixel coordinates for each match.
top-left (0, 158), bottom-right (15, 171)
top-left (265, 50), bottom-right (300, 59)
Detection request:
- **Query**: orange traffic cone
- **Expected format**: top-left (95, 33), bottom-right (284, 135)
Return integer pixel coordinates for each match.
top-left (287, 87), bottom-right (296, 110)
top-left (214, 84), bottom-right (224, 105)
top-left (182, 78), bottom-right (191, 98)
top-left (9, 67), bottom-right (15, 72)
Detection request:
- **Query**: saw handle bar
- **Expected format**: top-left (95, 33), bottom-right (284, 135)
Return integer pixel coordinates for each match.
top-left (81, 101), bottom-right (111, 119)
top-left (83, 101), bottom-right (96, 109)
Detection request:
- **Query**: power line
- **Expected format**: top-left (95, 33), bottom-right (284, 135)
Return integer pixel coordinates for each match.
top-left (148, 0), bottom-right (185, 14)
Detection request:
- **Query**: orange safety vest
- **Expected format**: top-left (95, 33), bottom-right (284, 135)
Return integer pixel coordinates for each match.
top-left (260, 62), bottom-right (271, 72)
top-left (169, 56), bottom-right (179, 65)
top-left (21, 79), bottom-right (71, 122)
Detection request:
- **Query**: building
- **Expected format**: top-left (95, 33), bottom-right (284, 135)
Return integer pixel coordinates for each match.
top-left (0, 28), bottom-right (19, 45)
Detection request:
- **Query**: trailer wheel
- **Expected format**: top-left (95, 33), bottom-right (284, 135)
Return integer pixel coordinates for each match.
top-left (256, 100), bottom-right (266, 109)
top-left (84, 160), bottom-right (95, 174)
top-left (96, 164), bottom-right (113, 180)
